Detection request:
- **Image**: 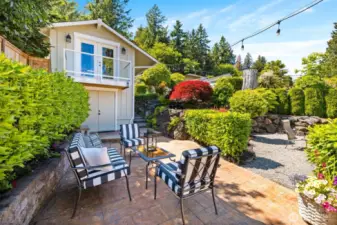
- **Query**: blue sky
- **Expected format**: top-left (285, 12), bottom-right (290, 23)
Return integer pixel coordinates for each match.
top-left (76, 0), bottom-right (336, 75)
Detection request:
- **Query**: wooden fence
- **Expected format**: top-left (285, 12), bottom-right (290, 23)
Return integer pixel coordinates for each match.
top-left (0, 35), bottom-right (50, 71)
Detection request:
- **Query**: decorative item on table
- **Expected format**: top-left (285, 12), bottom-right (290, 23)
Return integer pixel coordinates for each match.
top-left (145, 129), bottom-right (157, 152)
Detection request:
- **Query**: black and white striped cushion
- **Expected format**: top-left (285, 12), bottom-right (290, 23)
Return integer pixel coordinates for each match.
top-left (176, 146), bottom-right (219, 185)
top-left (122, 138), bottom-right (144, 147)
top-left (81, 148), bottom-right (130, 189)
top-left (157, 162), bottom-right (210, 196)
top-left (120, 124), bottom-right (140, 139)
top-left (68, 133), bottom-right (89, 179)
top-left (89, 133), bottom-right (103, 148)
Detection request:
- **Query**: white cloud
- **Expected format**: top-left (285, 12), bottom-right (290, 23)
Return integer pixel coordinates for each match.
top-left (187, 9), bottom-right (208, 19)
top-left (219, 4), bottom-right (235, 13)
top-left (304, 7), bottom-right (314, 13)
top-left (232, 39), bottom-right (328, 74)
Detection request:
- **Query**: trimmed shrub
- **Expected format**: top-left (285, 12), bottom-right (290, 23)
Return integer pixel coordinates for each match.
top-left (229, 89), bottom-right (268, 118)
top-left (258, 71), bottom-right (283, 88)
top-left (273, 88), bottom-right (290, 114)
top-left (170, 80), bottom-right (213, 102)
top-left (184, 110), bottom-right (251, 162)
top-left (325, 76), bottom-right (337, 88)
top-left (288, 87), bottom-right (305, 115)
top-left (170, 72), bottom-right (185, 87)
top-left (304, 87), bottom-right (326, 117)
top-left (141, 63), bottom-right (171, 92)
top-left (227, 77), bottom-right (243, 91)
top-left (0, 55), bottom-right (89, 190)
top-left (213, 64), bottom-right (240, 76)
top-left (306, 120), bottom-right (337, 181)
top-left (295, 75), bottom-right (326, 90)
top-left (135, 83), bottom-right (147, 94)
top-left (325, 88), bottom-right (337, 118)
top-left (212, 77), bottom-right (235, 107)
top-left (255, 88), bottom-right (278, 112)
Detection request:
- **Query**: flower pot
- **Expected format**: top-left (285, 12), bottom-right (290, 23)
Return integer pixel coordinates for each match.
top-left (298, 194), bottom-right (337, 225)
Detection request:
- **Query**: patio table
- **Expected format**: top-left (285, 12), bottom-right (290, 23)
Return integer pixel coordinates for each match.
top-left (130, 145), bottom-right (175, 189)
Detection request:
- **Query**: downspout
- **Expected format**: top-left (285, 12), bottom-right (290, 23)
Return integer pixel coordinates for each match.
top-left (130, 50), bottom-right (136, 124)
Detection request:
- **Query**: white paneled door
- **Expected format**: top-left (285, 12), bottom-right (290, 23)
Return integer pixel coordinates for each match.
top-left (83, 90), bottom-right (116, 132)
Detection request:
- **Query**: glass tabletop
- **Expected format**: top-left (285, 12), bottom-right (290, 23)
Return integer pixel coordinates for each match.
top-left (132, 145), bottom-right (175, 162)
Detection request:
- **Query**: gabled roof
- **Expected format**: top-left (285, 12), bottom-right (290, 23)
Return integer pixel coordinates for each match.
top-left (49, 19), bottom-right (158, 63)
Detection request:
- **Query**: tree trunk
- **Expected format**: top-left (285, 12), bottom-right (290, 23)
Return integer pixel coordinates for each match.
top-left (242, 69), bottom-right (258, 90)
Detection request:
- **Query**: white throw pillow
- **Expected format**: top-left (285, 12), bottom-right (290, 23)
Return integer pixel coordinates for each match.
top-left (80, 147), bottom-right (111, 172)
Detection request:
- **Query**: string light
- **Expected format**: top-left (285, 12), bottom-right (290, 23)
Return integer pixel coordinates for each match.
top-left (241, 40), bottom-right (244, 51)
top-left (230, 0), bottom-right (324, 48)
top-left (276, 21), bottom-right (281, 36)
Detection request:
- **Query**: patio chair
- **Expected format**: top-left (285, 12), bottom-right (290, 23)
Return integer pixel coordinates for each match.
top-left (65, 133), bottom-right (132, 218)
top-left (154, 146), bottom-right (220, 225)
top-left (120, 124), bottom-right (144, 158)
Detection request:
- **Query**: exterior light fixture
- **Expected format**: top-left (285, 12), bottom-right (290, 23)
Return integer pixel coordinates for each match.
top-left (276, 21), bottom-right (281, 36)
top-left (241, 40), bottom-right (244, 51)
top-left (65, 34), bottom-right (72, 43)
top-left (121, 47), bottom-right (126, 55)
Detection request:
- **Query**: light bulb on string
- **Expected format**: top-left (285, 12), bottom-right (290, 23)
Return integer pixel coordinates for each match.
top-left (276, 21), bottom-right (281, 36)
top-left (241, 40), bottom-right (244, 51)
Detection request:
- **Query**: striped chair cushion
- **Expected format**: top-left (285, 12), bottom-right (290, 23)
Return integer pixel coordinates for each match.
top-left (122, 138), bottom-right (144, 147)
top-left (89, 133), bottom-right (103, 148)
top-left (157, 162), bottom-right (209, 196)
top-left (120, 124), bottom-right (140, 139)
top-left (81, 148), bottom-right (130, 189)
top-left (68, 133), bottom-right (89, 179)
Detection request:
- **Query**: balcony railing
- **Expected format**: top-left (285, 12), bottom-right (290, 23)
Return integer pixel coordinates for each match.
top-left (63, 48), bottom-right (131, 88)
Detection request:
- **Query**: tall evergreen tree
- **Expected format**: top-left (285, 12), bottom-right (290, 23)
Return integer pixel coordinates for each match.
top-left (86, 0), bottom-right (134, 38)
top-left (235, 55), bottom-right (242, 71)
top-left (325, 23), bottom-right (337, 76)
top-left (218, 36), bottom-right (235, 64)
top-left (146, 4), bottom-right (167, 46)
top-left (211, 43), bottom-right (220, 65)
top-left (195, 24), bottom-right (211, 69)
top-left (243, 53), bottom-right (253, 69)
top-left (252, 55), bottom-right (267, 72)
top-left (170, 20), bottom-right (185, 55)
top-left (49, 0), bottom-right (83, 23)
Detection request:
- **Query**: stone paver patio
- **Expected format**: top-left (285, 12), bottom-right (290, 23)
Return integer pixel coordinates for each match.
top-left (31, 137), bottom-right (307, 225)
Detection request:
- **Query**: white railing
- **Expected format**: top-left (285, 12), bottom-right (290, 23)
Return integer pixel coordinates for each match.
top-left (63, 48), bottom-right (131, 86)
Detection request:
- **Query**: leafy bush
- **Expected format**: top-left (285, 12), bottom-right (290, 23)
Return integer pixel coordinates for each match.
top-left (304, 87), bottom-right (326, 117)
top-left (212, 77), bottom-right (234, 107)
top-left (135, 83), bottom-right (148, 94)
top-left (184, 110), bottom-right (251, 162)
top-left (135, 93), bottom-right (158, 116)
top-left (170, 80), bottom-right (213, 102)
top-left (255, 88), bottom-right (278, 112)
top-left (306, 119), bottom-right (337, 182)
top-left (148, 43), bottom-right (182, 64)
top-left (325, 88), bottom-right (337, 118)
top-left (229, 89), bottom-right (268, 118)
top-left (213, 64), bottom-right (240, 76)
top-left (325, 76), bottom-right (337, 88)
top-left (288, 87), bottom-right (305, 115)
top-left (170, 72), bottom-right (185, 87)
top-left (0, 55), bottom-right (89, 190)
top-left (295, 75), bottom-right (326, 90)
top-left (146, 105), bottom-right (167, 128)
top-left (272, 88), bottom-right (290, 114)
top-left (167, 116), bottom-right (181, 132)
top-left (227, 77), bottom-right (243, 91)
top-left (258, 71), bottom-right (283, 88)
top-left (141, 63), bottom-right (171, 92)
top-left (182, 58), bottom-right (200, 74)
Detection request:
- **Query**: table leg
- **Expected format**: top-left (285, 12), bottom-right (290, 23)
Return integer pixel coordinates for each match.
top-left (145, 162), bottom-right (150, 189)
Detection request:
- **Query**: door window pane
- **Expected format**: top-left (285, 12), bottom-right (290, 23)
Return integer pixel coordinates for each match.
top-left (81, 43), bottom-right (95, 76)
top-left (102, 47), bottom-right (114, 78)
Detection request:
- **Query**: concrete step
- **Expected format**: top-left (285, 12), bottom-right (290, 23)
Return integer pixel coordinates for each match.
top-left (136, 122), bottom-right (147, 128)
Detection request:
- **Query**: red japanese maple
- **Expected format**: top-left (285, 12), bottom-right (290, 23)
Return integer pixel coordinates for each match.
top-left (169, 80), bottom-right (213, 102)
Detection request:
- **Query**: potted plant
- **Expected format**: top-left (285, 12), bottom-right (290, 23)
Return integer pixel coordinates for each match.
top-left (296, 175), bottom-right (337, 225)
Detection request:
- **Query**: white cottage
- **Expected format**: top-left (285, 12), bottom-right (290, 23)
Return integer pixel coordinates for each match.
top-left (42, 19), bottom-right (158, 132)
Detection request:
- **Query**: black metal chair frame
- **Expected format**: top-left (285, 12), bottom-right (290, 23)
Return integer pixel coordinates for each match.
top-left (154, 152), bottom-right (221, 225)
top-left (64, 149), bottom-right (132, 219)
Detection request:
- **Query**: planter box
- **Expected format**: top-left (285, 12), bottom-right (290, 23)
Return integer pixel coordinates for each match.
top-left (298, 194), bottom-right (337, 225)
top-left (0, 152), bottom-right (69, 225)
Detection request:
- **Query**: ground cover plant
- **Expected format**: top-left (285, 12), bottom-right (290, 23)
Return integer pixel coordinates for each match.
top-left (0, 55), bottom-right (89, 191)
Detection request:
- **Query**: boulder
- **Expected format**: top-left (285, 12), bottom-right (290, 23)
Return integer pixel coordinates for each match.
top-left (265, 124), bottom-right (277, 133)
top-left (173, 121), bottom-right (190, 140)
top-left (264, 118), bottom-right (272, 125)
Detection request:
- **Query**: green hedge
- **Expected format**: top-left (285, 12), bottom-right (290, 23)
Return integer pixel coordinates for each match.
top-left (229, 89), bottom-right (268, 118)
top-left (184, 110), bottom-right (251, 161)
top-left (227, 77), bottom-right (243, 91)
top-left (288, 87), bottom-right (305, 115)
top-left (304, 87), bottom-right (326, 117)
top-left (272, 88), bottom-right (290, 114)
top-left (325, 88), bottom-right (337, 118)
top-left (0, 55), bottom-right (89, 190)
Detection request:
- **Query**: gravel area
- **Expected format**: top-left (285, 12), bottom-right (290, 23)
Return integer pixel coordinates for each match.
top-left (242, 133), bottom-right (315, 189)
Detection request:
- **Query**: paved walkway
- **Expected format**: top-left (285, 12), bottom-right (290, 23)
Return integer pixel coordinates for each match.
top-left (31, 137), bottom-right (306, 225)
